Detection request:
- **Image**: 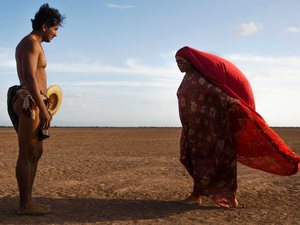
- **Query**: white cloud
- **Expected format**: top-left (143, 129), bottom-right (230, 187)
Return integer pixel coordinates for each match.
top-left (234, 22), bottom-right (264, 36)
top-left (60, 78), bottom-right (180, 89)
top-left (285, 26), bottom-right (300, 33)
top-left (0, 47), bottom-right (15, 70)
top-left (224, 54), bottom-right (300, 80)
top-left (105, 4), bottom-right (134, 9)
top-left (159, 50), bottom-right (177, 60)
top-left (48, 57), bottom-right (178, 78)
top-left (225, 54), bottom-right (300, 66)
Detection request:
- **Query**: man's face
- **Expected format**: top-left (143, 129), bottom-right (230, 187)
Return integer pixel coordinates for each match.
top-left (176, 56), bottom-right (192, 73)
top-left (43, 24), bottom-right (59, 42)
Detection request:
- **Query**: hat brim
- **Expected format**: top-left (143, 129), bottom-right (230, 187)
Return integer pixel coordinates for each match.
top-left (46, 85), bottom-right (62, 116)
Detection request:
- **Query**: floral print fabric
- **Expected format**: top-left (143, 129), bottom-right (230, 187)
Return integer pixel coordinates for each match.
top-left (177, 72), bottom-right (238, 201)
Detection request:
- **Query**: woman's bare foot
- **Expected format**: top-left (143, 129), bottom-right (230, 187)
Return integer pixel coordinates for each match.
top-left (230, 198), bottom-right (239, 208)
top-left (215, 200), bottom-right (230, 208)
top-left (181, 195), bottom-right (202, 205)
top-left (213, 196), bottom-right (239, 208)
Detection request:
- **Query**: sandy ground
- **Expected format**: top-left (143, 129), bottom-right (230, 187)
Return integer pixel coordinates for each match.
top-left (0, 127), bottom-right (299, 225)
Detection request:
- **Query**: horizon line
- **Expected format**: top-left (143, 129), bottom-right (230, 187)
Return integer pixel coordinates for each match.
top-left (1, 126), bottom-right (300, 129)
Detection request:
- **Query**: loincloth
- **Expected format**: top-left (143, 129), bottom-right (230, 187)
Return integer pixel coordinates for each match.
top-left (7, 85), bottom-right (51, 140)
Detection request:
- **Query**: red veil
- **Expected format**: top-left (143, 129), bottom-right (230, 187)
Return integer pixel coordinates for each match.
top-left (176, 46), bottom-right (300, 176)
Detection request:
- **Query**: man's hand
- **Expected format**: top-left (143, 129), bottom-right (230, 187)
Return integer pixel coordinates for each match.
top-left (39, 108), bottom-right (52, 130)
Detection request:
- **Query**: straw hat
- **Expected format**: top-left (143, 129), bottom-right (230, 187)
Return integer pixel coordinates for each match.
top-left (46, 85), bottom-right (62, 116)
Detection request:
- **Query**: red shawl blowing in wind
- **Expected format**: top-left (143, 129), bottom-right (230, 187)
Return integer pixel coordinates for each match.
top-left (176, 46), bottom-right (300, 176)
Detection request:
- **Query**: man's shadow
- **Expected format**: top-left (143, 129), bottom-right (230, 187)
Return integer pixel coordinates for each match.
top-left (0, 196), bottom-right (217, 224)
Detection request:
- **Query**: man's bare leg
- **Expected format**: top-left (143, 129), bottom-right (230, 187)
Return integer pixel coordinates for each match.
top-left (14, 98), bottom-right (51, 215)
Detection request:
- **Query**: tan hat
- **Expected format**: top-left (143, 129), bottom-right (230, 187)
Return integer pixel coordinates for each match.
top-left (46, 85), bottom-right (62, 116)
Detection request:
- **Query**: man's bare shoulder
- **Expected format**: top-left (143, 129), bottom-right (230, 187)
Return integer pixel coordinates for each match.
top-left (16, 34), bottom-right (41, 53)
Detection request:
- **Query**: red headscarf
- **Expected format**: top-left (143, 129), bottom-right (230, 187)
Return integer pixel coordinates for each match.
top-left (176, 46), bottom-right (255, 110)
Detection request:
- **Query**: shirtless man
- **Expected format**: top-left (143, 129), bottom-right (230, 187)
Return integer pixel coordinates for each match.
top-left (7, 4), bottom-right (64, 215)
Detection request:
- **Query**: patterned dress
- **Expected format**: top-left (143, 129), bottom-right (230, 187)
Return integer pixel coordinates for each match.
top-left (177, 71), bottom-right (238, 203)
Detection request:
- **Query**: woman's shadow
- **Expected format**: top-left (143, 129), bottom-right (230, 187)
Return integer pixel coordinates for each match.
top-left (0, 196), bottom-right (216, 224)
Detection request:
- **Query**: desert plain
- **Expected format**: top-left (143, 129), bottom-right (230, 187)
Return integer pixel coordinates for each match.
top-left (0, 127), bottom-right (299, 225)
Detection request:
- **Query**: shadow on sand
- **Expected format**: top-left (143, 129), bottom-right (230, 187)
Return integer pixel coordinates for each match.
top-left (0, 196), bottom-right (218, 224)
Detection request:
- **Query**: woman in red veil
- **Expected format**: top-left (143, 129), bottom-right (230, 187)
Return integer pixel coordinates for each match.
top-left (175, 46), bottom-right (300, 208)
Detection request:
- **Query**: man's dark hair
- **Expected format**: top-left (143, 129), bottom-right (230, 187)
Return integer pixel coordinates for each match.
top-left (31, 3), bottom-right (65, 30)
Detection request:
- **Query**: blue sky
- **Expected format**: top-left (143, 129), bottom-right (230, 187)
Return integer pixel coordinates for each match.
top-left (1, 0), bottom-right (300, 127)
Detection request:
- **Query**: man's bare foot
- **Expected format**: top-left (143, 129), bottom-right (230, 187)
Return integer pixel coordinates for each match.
top-left (17, 203), bottom-right (52, 215)
top-left (38, 203), bottom-right (51, 210)
top-left (181, 195), bottom-right (202, 205)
